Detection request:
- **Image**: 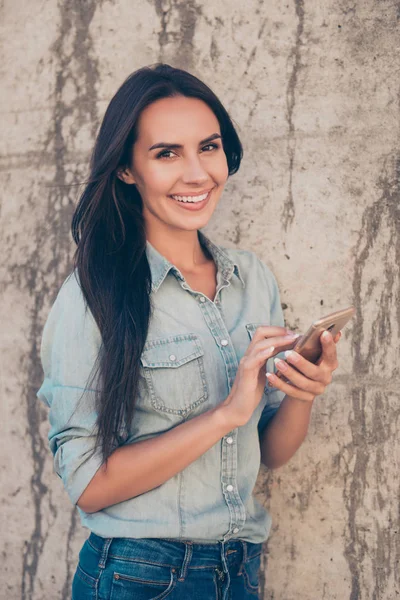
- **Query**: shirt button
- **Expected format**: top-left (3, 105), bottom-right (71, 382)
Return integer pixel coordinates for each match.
top-left (199, 296), bottom-right (206, 303)
top-left (226, 437), bottom-right (233, 444)
top-left (220, 339), bottom-right (228, 346)
top-left (169, 354), bottom-right (176, 361)
top-left (233, 527), bottom-right (239, 534)
top-left (226, 484), bottom-right (234, 492)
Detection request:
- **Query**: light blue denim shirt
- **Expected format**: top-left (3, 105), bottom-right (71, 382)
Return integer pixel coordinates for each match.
top-left (37, 231), bottom-right (286, 544)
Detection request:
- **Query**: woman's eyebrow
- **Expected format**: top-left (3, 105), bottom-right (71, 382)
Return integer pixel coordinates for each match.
top-left (148, 133), bottom-right (222, 152)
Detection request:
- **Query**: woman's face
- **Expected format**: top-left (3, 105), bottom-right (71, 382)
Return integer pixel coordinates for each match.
top-left (121, 95), bottom-right (229, 234)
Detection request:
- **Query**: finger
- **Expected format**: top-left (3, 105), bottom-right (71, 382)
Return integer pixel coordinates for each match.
top-left (239, 346), bottom-right (277, 372)
top-left (240, 339), bottom-right (290, 373)
top-left (242, 338), bottom-right (299, 374)
top-left (284, 349), bottom-right (335, 383)
top-left (251, 326), bottom-right (297, 343)
top-left (266, 372), bottom-right (315, 403)
top-left (250, 334), bottom-right (300, 356)
top-left (273, 358), bottom-right (327, 395)
top-left (283, 350), bottom-right (328, 382)
top-left (333, 331), bottom-right (342, 344)
top-left (320, 330), bottom-right (339, 369)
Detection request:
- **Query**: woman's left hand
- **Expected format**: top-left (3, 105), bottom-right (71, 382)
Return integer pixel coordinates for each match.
top-left (266, 330), bottom-right (341, 403)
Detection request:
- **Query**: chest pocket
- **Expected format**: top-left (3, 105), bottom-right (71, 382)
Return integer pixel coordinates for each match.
top-left (140, 334), bottom-right (208, 416)
top-left (245, 322), bottom-right (268, 341)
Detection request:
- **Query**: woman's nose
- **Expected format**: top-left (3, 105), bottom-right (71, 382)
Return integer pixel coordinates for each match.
top-left (181, 156), bottom-right (209, 184)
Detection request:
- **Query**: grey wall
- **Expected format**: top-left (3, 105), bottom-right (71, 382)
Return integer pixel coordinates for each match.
top-left (1, 1), bottom-right (399, 598)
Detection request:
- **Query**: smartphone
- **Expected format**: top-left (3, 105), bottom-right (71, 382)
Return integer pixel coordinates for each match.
top-left (276, 306), bottom-right (355, 379)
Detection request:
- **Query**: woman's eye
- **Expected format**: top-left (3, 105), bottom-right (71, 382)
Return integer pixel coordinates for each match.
top-left (156, 143), bottom-right (219, 160)
top-left (156, 150), bottom-right (176, 159)
top-left (202, 143), bottom-right (219, 152)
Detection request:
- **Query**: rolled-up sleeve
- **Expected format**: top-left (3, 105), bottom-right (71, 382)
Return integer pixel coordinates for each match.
top-left (37, 272), bottom-right (104, 506)
top-left (257, 263), bottom-right (286, 436)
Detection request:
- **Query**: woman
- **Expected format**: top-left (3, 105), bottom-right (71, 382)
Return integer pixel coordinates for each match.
top-left (37, 64), bottom-right (340, 599)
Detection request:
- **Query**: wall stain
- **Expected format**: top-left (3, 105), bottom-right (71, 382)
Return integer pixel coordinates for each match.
top-left (243, 17), bottom-right (268, 77)
top-left (210, 17), bottom-right (224, 67)
top-left (281, 0), bottom-right (305, 231)
top-left (255, 468), bottom-right (275, 599)
top-left (0, 149), bottom-right (89, 172)
top-left (154, 0), bottom-right (169, 57)
top-left (352, 154), bottom-right (400, 378)
top-left (21, 264), bottom-right (55, 600)
top-left (343, 153), bottom-right (400, 600)
top-left (342, 387), bottom-right (369, 600)
top-left (154, 0), bottom-right (202, 69)
top-left (19, 1), bottom-right (101, 598)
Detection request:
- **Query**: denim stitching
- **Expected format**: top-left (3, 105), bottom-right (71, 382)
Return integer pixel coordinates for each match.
top-left (110, 569), bottom-right (177, 600)
top-left (178, 543), bottom-right (193, 581)
top-left (106, 555), bottom-right (176, 567)
top-left (75, 564), bottom-right (97, 587)
top-left (141, 342), bottom-right (208, 415)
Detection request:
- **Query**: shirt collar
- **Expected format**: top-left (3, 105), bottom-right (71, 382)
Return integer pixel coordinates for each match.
top-left (146, 230), bottom-right (245, 294)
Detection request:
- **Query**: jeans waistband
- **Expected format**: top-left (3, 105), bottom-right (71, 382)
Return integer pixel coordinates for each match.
top-left (88, 532), bottom-right (262, 574)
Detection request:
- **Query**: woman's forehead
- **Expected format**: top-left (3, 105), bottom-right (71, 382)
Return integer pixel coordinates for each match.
top-left (136, 96), bottom-right (220, 144)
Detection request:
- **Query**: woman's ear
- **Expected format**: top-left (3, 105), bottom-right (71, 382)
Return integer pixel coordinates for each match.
top-left (116, 167), bottom-right (136, 185)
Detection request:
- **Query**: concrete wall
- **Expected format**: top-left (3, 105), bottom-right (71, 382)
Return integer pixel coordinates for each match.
top-left (1, 1), bottom-right (398, 598)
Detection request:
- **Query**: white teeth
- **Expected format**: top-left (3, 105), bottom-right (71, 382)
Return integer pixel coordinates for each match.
top-left (171, 192), bottom-right (209, 203)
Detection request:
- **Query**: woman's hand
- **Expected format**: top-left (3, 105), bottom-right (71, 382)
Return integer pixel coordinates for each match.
top-left (220, 326), bottom-right (300, 428)
top-left (266, 330), bottom-right (341, 403)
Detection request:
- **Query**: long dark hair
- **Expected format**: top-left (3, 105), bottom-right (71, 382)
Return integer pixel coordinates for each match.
top-left (71, 63), bottom-right (243, 462)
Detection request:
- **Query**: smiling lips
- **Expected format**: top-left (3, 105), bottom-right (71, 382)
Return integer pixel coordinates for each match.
top-left (170, 188), bottom-right (214, 204)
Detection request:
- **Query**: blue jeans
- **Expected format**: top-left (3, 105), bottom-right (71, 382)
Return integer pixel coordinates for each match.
top-left (72, 533), bottom-right (263, 599)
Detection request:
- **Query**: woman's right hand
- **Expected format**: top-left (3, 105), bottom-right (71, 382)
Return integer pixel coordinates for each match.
top-left (219, 326), bottom-right (300, 428)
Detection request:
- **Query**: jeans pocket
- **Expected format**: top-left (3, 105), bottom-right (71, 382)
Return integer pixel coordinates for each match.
top-left (72, 537), bottom-right (104, 600)
top-left (109, 562), bottom-right (178, 600)
top-left (72, 563), bottom-right (97, 599)
top-left (242, 551), bottom-right (261, 596)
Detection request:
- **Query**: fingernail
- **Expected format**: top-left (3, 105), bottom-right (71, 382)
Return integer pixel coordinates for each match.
top-left (266, 372), bottom-right (274, 386)
top-left (274, 358), bottom-right (287, 370)
top-left (322, 331), bottom-right (331, 341)
top-left (285, 350), bottom-right (299, 362)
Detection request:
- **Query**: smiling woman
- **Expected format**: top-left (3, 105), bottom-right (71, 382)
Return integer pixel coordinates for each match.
top-left (117, 95), bottom-right (229, 230)
top-left (37, 63), bottom-right (340, 600)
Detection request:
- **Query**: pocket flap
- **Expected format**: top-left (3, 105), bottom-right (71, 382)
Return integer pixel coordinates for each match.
top-left (245, 322), bottom-right (267, 340)
top-left (140, 334), bottom-right (204, 368)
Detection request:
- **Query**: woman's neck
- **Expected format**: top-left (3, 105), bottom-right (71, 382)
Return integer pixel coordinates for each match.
top-left (146, 228), bottom-right (210, 274)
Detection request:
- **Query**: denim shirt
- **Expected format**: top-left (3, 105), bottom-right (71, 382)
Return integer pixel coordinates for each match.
top-left (37, 231), bottom-right (285, 544)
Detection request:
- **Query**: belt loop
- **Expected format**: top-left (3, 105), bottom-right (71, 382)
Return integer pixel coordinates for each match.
top-left (220, 541), bottom-right (228, 574)
top-left (242, 540), bottom-right (248, 564)
top-left (238, 540), bottom-right (247, 575)
top-left (178, 542), bottom-right (193, 582)
top-left (219, 541), bottom-right (231, 600)
top-left (98, 537), bottom-right (113, 570)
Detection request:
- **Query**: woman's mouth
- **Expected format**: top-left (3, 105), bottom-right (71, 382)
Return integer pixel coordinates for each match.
top-left (169, 188), bottom-right (213, 211)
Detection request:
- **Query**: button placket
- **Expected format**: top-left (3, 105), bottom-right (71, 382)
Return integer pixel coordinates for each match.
top-left (198, 297), bottom-right (246, 540)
